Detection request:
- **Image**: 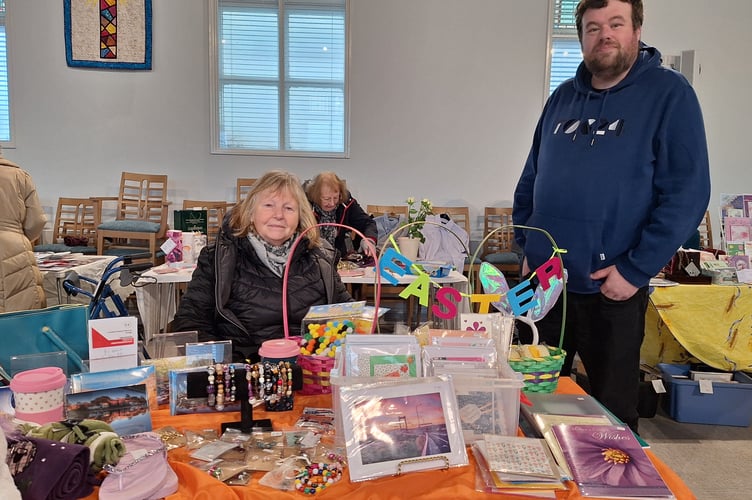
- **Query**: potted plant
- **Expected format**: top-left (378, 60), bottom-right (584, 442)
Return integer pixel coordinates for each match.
top-left (399, 197), bottom-right (432, 260)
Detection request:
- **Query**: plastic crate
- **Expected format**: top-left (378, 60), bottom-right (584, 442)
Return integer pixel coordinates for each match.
top-left (658, 363), bottom-right (752, 426)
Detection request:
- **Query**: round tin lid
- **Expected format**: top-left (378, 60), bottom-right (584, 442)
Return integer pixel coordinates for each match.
top-left (10, 366), bottom-right (67, 393)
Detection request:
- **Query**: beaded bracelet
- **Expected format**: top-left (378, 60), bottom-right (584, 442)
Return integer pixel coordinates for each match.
top-left (284, 361), bottom-right (293, 397)
top-left (229, 364), bottom-right (236, 402)
top-left (259, 363), bottom-right (265, 401)
top-left (207, 363), bottom-right (216, 407)
top-left (265, 360), bottom-right (294, 411)
top-left (294, 460), bottom-right (344, 495)
top-left (215, 362), bottom-right (225, 411)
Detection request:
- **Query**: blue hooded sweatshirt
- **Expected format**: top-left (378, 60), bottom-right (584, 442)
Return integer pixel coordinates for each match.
top-left (513, 43), bottom-right (710, 294)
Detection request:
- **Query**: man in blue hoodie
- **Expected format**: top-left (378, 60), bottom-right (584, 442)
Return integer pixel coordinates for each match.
top-left (513, 0), bottom-right (710, 432)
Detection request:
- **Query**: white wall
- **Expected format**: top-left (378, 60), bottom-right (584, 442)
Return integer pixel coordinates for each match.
top-left (640, 0), bottom-right (752, 244)
top-left (4, 0), bottom-right (751, 242)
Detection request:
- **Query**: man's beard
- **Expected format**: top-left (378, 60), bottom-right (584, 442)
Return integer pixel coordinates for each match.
top-left (584, 39), bottom-right (638, 82)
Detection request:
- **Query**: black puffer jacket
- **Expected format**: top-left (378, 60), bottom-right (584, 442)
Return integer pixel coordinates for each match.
top-left (171, 225), bottom-right (352, 362)
top-left (311, 193), bottom-right (377, 257)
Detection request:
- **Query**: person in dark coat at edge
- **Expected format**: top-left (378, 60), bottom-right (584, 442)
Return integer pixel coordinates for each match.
top-left (172, 170), bottom-right (353, 363)
top-left (512, 0), bottom-right (710, 433)
top-left (304, 171), bottom-right (378, 261)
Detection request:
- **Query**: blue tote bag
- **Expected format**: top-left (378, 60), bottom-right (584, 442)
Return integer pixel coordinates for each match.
top-left (0, 304), bottom-right (90, 375)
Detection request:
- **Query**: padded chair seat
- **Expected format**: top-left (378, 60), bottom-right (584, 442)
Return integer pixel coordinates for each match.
top-left (464, 254), bottom-right (483, 265)
top-left (98, 220), bottom-right (161, 233)
top-left (483, 251), bottom-right (520, 266)
top-left (33, 243), bottom-right (97, 255)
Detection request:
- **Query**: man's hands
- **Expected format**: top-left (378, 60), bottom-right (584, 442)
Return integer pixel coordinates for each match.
top-left (590, 265), bottom-right (638, 301)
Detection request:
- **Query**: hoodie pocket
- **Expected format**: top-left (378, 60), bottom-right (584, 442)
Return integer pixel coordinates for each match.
top-left (524, 212), bottom-right (605, 290)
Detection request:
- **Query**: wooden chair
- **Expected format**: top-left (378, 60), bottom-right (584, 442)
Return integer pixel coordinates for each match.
top-left (366, 205), bottom-right (408, 218)
top-left (34, 197), bottom-right (101, 254)
top-left (431, 206), bottom-right (470, 235)
top-left (236, 178), bottom-right (257, 203)
top-left (182, 200), bottom-right (231, 243)
top-left (431, 206), bottom-right (479, 292)
top-left (96, 172), bottom-right (170, 263)
top-left (698, 210), bottom-right (713, 250)
top-left (366, 204), bottom-right (408, 250)
top-left (364, 204), bottom-right (416, 327)
top-left (481, 207), bottom-right (521, 283)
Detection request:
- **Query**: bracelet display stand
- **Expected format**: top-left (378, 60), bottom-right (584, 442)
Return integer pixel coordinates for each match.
top-left (186, 368), bottom-right (273, 432)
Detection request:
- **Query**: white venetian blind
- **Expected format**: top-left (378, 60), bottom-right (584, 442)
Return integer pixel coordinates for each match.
top-left (0, 0), bottom-right (10, 142)
top-left (549, 0), bottom-right (582, 95)
top-left (216, 0), bottom-right (346, 154)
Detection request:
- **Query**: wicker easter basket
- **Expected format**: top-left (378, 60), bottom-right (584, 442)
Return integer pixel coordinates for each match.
top-left (297, 354), bottom-right (336, 395)
top-left (508, 315), bottom-right (566, 394)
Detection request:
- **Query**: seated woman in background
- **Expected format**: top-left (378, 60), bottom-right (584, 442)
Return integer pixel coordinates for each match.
top-left (305, 172), bottom-right (378, 260)
top-left (171, 170), bottom-right (352, 362)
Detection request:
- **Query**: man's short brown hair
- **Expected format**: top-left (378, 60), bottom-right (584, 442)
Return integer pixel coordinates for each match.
top-left (575, 0), bottom-right (643, 41)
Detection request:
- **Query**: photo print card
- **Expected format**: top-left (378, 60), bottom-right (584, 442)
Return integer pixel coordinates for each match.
top-left (339, 376), bottom-right (467, 482)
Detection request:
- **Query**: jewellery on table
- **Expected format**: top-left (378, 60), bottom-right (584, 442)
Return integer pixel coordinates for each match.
top-left (245, 362), bottom-right (254, 404)
top-left (216, 377), bottom-right (225, 411)
top-left (294, 461), bottom-right (343, 495)
top-left (258, 363), bottom-right (266, 401)
top-left (228, 364), bottom-right (236, 402)
top-left (212, 362), bottom-right (224, 411)
top-left (207, 463), bottom-right (223, 480)
top-left (326, 452), bottom-right (346, 465)
top-left (264, 360), bottom-right (294, 412)
top-left (207, 363), bottom-right (216, 407)
top-left (242, 360), bottom-right (295, 410)
top-left (285, 361), bottom-right (293, 396)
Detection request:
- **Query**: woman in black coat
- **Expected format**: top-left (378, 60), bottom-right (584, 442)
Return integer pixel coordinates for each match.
top-left (171, 170), bottom-right (352, 362)
top-left (305, 172), bottom-right (378, 260)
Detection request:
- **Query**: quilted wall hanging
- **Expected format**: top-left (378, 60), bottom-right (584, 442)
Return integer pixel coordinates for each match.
top-left (64, 0), bottom-right (152, 70)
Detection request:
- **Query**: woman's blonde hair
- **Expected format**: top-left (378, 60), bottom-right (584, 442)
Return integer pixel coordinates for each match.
top-left (305, 171), bottom-right (348, 206)
top-left (229, 170), bottom-right (320, 247)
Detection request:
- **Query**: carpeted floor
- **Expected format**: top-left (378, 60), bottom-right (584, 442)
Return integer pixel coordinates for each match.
top-left (638, 405), bottom-right (752, 500)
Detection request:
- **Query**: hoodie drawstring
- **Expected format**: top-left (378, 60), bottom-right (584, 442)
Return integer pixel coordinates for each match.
top-left (590, 90), bottom-right (609, 146)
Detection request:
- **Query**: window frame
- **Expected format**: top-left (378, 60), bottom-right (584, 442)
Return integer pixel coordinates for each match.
top-left (208, 0), bottom-right (350, 158)
top-left (0, 0), bottom-right (15, 148)
top-left (544, 0), bottom-right (583, 103)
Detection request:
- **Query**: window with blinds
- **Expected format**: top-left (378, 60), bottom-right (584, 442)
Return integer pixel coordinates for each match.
top-left (211, 0), bottom-right (348, 156)
top-left (0, 0), bottom-right (11, 144)
top-left (549, 0), bottom-right (582, 95)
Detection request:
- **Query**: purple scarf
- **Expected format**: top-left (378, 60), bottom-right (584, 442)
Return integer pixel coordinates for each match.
top-left (7, 435), bottom-right (95, 500)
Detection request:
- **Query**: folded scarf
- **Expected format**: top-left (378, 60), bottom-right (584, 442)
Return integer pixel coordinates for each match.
top-left (21, 419), bottom-right (126, 472)
top-left (0, 425), bottom-right (22, 500)
top-left (7, 434), bottom-right (95, 500)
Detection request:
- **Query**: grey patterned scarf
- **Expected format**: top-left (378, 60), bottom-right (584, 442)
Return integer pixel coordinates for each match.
top-left (313, 203), bottom-right (338, 247)
top-left (247, 231), bottom-right (297, 277)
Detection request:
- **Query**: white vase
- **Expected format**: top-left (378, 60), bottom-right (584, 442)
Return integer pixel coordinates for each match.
top-left (397, 236), bottom-right (420, 262)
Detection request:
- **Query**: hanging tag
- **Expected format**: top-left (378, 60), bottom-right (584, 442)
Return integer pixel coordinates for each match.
top-left (684, 261), bottom-right (701, 277)
top-left (698, 379), bottom-right (714, 394)
top-left (160, 238), bottom-right (177, 255)
top-left (651, 379), bottom-right (666, 393)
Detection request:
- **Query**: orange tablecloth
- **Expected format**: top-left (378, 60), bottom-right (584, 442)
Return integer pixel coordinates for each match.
top-left (83, 378), bottom-right (696, 500)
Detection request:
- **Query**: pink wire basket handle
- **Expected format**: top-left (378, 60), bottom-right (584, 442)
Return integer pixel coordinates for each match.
top-left (282, 223), bottom-right (381, 338)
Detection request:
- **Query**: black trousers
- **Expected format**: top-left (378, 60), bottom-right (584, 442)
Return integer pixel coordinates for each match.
top-left (518, 286), bottom-right (649, 432)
